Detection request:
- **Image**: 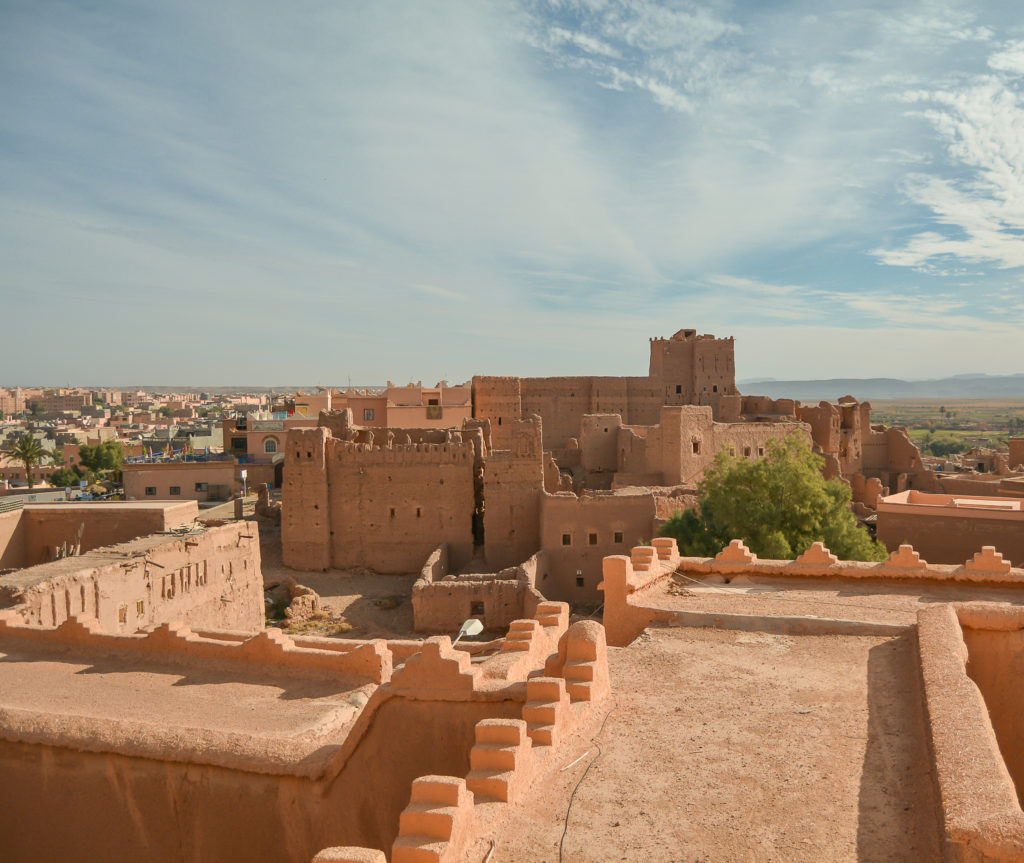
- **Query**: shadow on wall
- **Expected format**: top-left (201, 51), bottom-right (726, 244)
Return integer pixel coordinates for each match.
top-left (855, 633), bottom-right (943, 861)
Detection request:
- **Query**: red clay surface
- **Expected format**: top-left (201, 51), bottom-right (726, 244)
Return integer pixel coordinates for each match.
top-left (0, 636), bottom-right (367, 738)
top-left (471, 626), bottom-right (942, 862)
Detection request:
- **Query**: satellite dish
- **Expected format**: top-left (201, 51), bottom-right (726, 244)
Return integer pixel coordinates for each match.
top-left (452, 617), bottom-right (484, 645)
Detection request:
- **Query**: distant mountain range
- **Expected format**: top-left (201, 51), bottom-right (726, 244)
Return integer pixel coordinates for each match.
top-left (738, 374), bottom-right (1024, 400)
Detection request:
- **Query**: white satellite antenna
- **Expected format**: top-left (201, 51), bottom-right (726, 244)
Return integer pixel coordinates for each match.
top-left (452, 617), bottom-right (484, 646)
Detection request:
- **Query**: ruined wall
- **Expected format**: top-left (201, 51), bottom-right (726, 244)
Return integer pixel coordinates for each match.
top-left (411, 546), bottom-right (545, 634)
top-left (861, 426), bottom-right (934, 493)
top-left (539, 491), bottom-right (657, 600)
top-left (1, 521), bottom-right (264, 634)
top-left (20, 502), bottom-right (199, 568)
top-left (326, 439), bottom-right (476, 573)
top-left (483, 418), bottom-right (544, 570)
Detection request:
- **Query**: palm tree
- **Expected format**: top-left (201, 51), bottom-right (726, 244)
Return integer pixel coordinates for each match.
top-left (1, 434), bottom-right (58, 488)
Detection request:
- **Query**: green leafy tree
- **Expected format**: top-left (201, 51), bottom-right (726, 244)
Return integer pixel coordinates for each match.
top-left (77, 440), bottom-right (124, 472)
top-left (1, 434), bottom-right (58, 488)
top-left (158, 405), bottom-right (173, 417)
top-left (660, 433), bottom-right (886, 562)
top-left (28, 401), bottom-right (44, 418)
top-left (49, 466), bottom-right (83, 487)
top-left (922, 434), bottom-right (967, 458)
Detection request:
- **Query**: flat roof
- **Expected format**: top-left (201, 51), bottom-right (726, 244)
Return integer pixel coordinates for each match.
top-left (475, 627), bottom-right (941, 861)
top-left (0, 633), bottom-right (372, 776)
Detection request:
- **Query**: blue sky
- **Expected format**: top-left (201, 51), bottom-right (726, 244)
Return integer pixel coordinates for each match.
top-left (2, 0), bottom-right (1023, 386)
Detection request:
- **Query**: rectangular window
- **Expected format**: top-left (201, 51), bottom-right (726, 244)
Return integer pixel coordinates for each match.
top-left (195, 482), bottom-right (208, 492)
top-left (713, 385), bottom-right (718, 392)
top-left (231, 437), bottom-right (247, 451)
top-left (692, 440), bottom-right (701, 454)
top-left (389, 507), bottom-right (396, 519)
top-left (169, 486), bottom-right (181, 495)
top-left (588, 532), bottom-right (598, 545)
top-left (675, 385), bottom-right (682, 394)
top-left (614, 531), bottom-right (624, 544)
top-left (743, 447), bottom-right (751, 457)
top-left (562, 533), bottom-right (572, 546)
top-left (136, 600), bottom-right (144, 616)
top-left (144, 486), bottom-right (157, 496)
top-left (576, 574), bottom-right (585, 587)
top-left (758, 447), bottom-right (765, 457)
top-left (363, 408), bottom-right (375, 421)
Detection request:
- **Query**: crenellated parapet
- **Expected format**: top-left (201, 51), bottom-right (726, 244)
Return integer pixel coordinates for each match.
top-left (601, 537), bottom-right (1024, 645)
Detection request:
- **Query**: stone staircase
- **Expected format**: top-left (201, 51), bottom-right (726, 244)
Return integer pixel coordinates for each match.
top-left (522, 676), bottom-right (571, 747)
top-left (465, 719), bottom-right (534, 803)
top-left (392, 776), bottom-right (474, 863)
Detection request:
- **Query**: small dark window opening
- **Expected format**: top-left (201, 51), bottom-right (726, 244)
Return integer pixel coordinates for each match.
top-left (588, 533), bottom-right (598, 545)
top-left (144, 486), bottom-right (156, 496)
top-left (713, 385), bottom-right (718, 392)
top-left (614, 531), bottom-right (624, 544)
top-left (470, 601), bottom-right (484, 616)
top-left (307, 451), bottom-right (312, 458)
top-left (169, 486), bottom-right (181, 496)
top-left (576, 574), bottom-right (585, 587)
top-left (676, 385), bottom-right (682, 394)
top-left (692, 440), bottom-right (701, 454)
top-left (416, 507), bottom-right (422, 518)
top-left (498, 417), bottom-right (502, 425)
top-left (604, 427), bottom-right (609, 433)
top-left (562, 533), bottom-right (572, 546)
top-left (428, 398), bottom-right (439, 406)
top-left (758, 447), bottom-right (765, 457)
top-left (389, 507), bottom-right (396, 518)
top-left (744, 446), bottom-right (751, 457)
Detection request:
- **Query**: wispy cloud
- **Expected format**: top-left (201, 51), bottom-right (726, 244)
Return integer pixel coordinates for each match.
top-left (874, 72), bottom-right (1024, 270)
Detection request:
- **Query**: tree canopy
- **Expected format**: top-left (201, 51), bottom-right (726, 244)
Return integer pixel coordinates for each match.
top-left (77, 440), bottom-right (124, 472)
top-left (1, 434), bottom-right (58, 488)
top-left (49, 466), bottom-right (83, 488)
top-left (660, 433), bottom-right (886, 562)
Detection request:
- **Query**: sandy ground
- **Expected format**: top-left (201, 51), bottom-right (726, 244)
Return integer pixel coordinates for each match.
top-left (471, 627), bottom-right (941, 863)
top-left (257, 520), bottom-right (419, 637)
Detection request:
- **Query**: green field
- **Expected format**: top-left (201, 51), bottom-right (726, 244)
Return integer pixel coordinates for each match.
top-left (869, 399), bottom-right (1024, 454)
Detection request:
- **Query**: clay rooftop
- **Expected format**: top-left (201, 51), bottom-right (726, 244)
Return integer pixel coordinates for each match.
top-left (0, 628), bottom-right (375, 776)
top-left (471, 626), bottom-right (940, 862)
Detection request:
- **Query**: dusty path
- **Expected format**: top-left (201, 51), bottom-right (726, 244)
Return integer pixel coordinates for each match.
top-left (475, 627), bottom-right (941, 863)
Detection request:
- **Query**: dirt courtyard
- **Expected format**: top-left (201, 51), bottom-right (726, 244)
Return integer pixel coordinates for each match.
top-left (258, 520), bottom-right (419, 637)
top-left (472, 626), bottom-right (942, 863)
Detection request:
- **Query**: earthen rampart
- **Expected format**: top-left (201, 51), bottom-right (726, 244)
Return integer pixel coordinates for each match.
top-left (0, 598), bottom-right (601, 863)
top-left (600, 538), bottom-right (1024, 646)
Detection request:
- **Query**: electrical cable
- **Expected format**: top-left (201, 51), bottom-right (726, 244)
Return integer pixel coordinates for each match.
top-left (558, 697), bottom-right (617, 863)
